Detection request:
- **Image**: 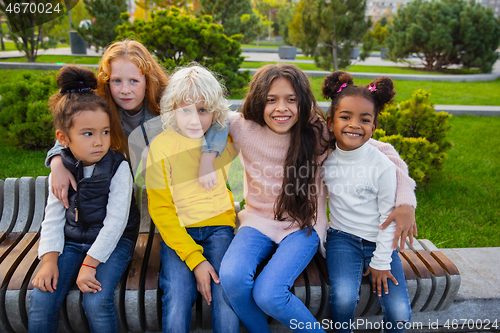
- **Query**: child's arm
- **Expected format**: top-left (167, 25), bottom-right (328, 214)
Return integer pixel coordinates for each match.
top-left (366, 164), bottom-right (398, 295)
top-left (33, 173), bottom-right (67, 292)
top-left (369, 139), bottom-right (417, 249)
top-left (146, 146), bottom-right (206, 272)
top-left (32, 252), bottom-right (59, 293)
top-left (363, 267), bottom-right (398, 297)
top-left (193, 260), bottom-right (220, 305)
top-left (76, 255), bottom-right (102, 293)
top-left (199, 121), bottom-right (230, 189)
top-left (45, 141), bottom-right (77, 209)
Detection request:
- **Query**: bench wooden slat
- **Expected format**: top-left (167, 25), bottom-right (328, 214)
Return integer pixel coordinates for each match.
top-left (0, 233), bottom-right (23, 264)
top-left (0, 233), bottom-right (38, 288)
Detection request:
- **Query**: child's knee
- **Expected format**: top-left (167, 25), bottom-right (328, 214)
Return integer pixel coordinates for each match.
top-left (252, 282), bottom-right (288, 313)
top-left (219, 261), bottom-right (245, 290)
top-left (82, 293), bottom-right (114, 316)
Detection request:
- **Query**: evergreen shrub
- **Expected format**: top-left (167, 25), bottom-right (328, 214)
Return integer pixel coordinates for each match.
top-left (373, 89), bottom-right (452, 184)
top-left (116, 8), bottom-right (250, 93)
top-left (0, 72), bottom-right (57, 149)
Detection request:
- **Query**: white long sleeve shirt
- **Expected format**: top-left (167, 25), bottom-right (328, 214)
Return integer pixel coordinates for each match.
top-left (321, 142), bottom-right (397, 270)
top-left (38, 161), bottom-right (133, 263)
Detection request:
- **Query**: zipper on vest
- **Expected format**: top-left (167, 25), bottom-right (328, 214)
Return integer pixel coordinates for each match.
top-left (75, 190), bottom-right (79, 222)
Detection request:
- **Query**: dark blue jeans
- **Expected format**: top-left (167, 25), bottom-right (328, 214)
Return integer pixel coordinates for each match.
top-left (326, 229), bottom-right (411, 333)
top-left (159, 225), bottom-right (239, 333)
top-left (28, 238), bottom-right (134, 333)
top-left (220, 226), bottom-right (325, 333)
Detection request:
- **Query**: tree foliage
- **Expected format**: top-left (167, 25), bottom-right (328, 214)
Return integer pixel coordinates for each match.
top-left (76, 0), bottom-right (127, 52)
top-left (116, 8), bottom-right (250, 92)
top-left (386, 0), bottom-right (500, 72)
top-left (43, 2), bottom-right (91, 44)
top-left (0, 0), bottom-right (70, 61)
top-left (197, 0), bottom-right (259, 42)
top-left (242, 9), bottom-right (272, 45)
top-left (274, 0), bottom-right (296, 44)
top-left (289, 0), bottom-right (371, 71)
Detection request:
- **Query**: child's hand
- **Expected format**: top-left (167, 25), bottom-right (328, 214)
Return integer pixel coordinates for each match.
top-left (363, 266), bottom-right (398, 297)
top-left (76, 265), bottom-right (102, 293)
top-left (199, 151), bottom-right (218, 190)
top-left (50, 155), bottom-right (77, 209)
top-left (380, 205), bottom-right (417, 251)
top-left (32, 259), bottom-right (59, 293)
top-left (193, 260), bottom-right (220, 306)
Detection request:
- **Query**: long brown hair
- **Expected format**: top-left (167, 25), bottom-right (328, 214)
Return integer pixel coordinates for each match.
top-left (97, 39), bottom-right (168, 118)
top-left (49, 65), bottom-right (127, 156)
top-left (242, 63), bottom-right (328, 231)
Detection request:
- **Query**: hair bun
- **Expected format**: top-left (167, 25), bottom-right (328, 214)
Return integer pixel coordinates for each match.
top-left (57, 65), bottom-right (98, 94)
top-left (367, 76), bottom-right (395, 107)
top-left (322, 71), bottom-right (354, 100)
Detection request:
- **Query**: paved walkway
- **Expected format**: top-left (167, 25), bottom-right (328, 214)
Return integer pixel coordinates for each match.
top-left (1, 46), bottom-right (500, 116)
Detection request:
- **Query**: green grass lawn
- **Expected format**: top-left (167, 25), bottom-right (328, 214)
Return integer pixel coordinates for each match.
top-left (242, 41), bottom-right (285, 48)
top-left (414, 116), bottom-right (500, 248)
top-left (0, 140), bottom-right (50, 179)
top-left (242, 61), bottom-right (480, 75)
top-left (0, 54), bottom-right (100, 64)
top-left (0, 116), bottom-right (498, 248)
top-left (1, 41), bottom-right (70, 52)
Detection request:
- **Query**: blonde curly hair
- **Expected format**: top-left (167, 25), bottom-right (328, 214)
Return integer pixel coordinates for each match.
top-left (160, 64), bottom-right (229, 131)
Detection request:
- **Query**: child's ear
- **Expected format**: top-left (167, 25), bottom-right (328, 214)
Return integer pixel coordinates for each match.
top-left (56, 130), bottom-right (70, 147)
top-left (326, 116), bottom-right (334, 132)
top-left (371, 122), bottom-right (377, 135)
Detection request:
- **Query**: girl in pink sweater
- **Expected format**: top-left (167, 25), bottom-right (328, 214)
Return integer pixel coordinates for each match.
top-left (219, 64), bottom-right (416, 333)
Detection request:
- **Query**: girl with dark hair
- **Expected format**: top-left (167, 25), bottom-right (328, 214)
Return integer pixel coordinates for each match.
top-left (219, 63), bottom-right (330, 332)
top-left (321, 71), bottom-right (412, 333)
top-left (219, 64), bottom-right (416, 333)
top-left (28, 65), bottom-right (140, 332)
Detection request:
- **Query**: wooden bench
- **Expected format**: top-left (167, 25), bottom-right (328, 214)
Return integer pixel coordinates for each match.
top-left (0, 176), bottom-right (461, 332)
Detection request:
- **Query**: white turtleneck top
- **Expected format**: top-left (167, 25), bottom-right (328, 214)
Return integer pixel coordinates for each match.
top-left (321, 142), bottom-right (397, 270)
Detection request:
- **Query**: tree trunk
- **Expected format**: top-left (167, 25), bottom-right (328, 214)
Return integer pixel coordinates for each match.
top-left (0, 33), bottom-right (5, 51)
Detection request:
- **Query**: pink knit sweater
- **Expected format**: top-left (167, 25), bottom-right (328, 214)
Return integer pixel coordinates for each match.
top-left (228, 112), bottom-right (417, 252)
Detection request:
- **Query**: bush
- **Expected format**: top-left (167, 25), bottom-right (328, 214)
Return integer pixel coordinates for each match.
top-left (0, 72), bottom-right (57, 150)
top-left (116, 8), bottom-right (250, 93)
top-left (373, 89), bottom-right (452, 184)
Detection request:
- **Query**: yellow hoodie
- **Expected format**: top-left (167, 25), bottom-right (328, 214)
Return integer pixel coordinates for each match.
top-left (146, 129), bottom-right (238, 271)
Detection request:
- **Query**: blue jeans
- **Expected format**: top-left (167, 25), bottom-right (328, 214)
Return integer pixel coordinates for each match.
top-left (28, 238), bottom-right (134, 333)
top-left (159, 225), bottom-right (239, 333)
top-left (325, 229), bottom-right (412, 333)
top-left (220, 226), bottom-right (325, 333)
